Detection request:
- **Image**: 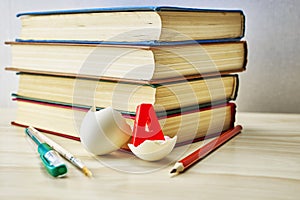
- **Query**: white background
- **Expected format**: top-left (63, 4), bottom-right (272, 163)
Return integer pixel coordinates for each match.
top-left (1, 0), bottom-right (299, 113)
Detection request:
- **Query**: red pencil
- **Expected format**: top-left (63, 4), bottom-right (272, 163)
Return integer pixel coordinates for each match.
top-left (170, 125), bottom-right (242, 175)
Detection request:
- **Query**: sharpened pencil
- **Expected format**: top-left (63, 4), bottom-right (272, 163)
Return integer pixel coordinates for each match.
top-left (170, 125), bottom-right (242, 176)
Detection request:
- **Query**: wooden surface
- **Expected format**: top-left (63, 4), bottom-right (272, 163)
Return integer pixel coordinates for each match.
top-left (0, 108), bottom-right (299, 199)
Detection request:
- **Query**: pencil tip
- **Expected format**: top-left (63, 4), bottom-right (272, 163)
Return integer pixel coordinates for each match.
top-left (169, 168), bottom-right (180, 178)
top-left (170, 168), bottom-right (177, 174)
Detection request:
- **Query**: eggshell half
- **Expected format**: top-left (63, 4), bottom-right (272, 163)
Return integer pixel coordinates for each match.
top-left (128, 136), bottom-right (177, 161)
top-left (80, 107), bottom-right (132, 155)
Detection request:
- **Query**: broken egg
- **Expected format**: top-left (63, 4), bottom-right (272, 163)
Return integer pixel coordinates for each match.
top-left (128, 136), bottom-right (177, 161)
top-left (79, 107), bottom-right (131, 155)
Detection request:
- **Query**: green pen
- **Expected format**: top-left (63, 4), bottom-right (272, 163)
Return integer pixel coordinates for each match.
top-left (25, 128), bottom-right (67, 177)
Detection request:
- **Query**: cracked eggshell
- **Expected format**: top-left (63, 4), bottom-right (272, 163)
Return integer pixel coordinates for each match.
top-left (128, 136), bottom-right (177, 161)
top-left (80, 107), bottom-right (132, 155)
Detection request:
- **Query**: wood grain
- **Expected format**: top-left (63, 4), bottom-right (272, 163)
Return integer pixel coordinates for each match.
top-left (0, 108), bottom-right (299, 199)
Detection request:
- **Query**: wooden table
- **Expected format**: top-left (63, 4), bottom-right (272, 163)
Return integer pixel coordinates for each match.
top-left (0, 108), bottom-right (299, 199)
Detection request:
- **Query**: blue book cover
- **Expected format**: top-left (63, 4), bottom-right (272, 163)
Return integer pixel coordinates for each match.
top-left (15, 38), bottom-right (244, 46)
top-left (17, 6), bottom-right (244, 17)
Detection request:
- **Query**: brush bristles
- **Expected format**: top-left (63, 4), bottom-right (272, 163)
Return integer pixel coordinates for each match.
top-left (82, 167), bottom-right (93, 177)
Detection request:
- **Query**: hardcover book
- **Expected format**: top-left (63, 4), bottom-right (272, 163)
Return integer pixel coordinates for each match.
top-left (6, 41), bottom-right (247, 82)
top-left (12, 98), bottom-right (236, 144)
top-left (15, 73), bottom-right (239, 113)
top-left (16, 6), bottom-right (245, 43)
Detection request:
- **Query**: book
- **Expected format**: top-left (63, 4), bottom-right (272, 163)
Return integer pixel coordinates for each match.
top-left (14, 73), bottom-right (238, 113)
top-left (12, 98), bottom-right (236, 144)
top-left (16, 6), bottom-right (245, 43)
top-left (5, 41), bottom-right (247, 82)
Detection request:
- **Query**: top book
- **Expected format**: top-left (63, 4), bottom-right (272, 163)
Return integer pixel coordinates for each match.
top-left (16, 6), bottom-right (245, 44)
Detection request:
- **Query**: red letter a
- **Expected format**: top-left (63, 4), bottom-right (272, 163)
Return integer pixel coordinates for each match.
top-left (131, 104), bottom-right (165, 147)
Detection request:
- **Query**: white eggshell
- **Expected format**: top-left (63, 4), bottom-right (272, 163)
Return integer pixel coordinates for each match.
top-left (128, 136), bottom-right (177, 161)
top-left (80, 107), bottom-right (132, 155)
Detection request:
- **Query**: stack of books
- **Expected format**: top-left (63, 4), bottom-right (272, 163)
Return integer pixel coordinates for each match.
top-left (6, 6), bottom-right (247, 144)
